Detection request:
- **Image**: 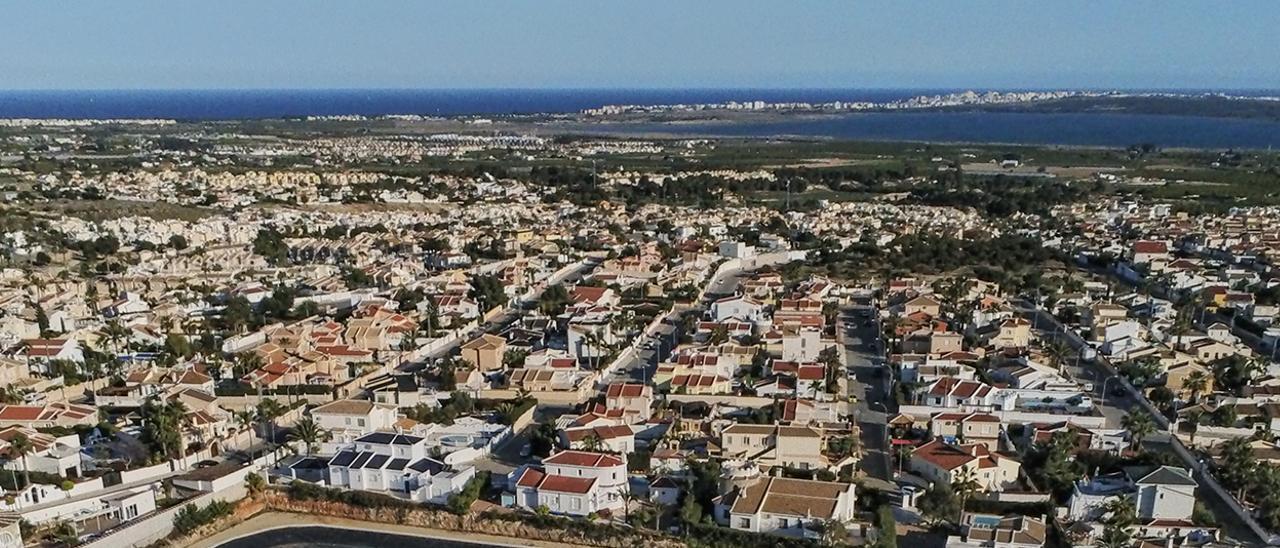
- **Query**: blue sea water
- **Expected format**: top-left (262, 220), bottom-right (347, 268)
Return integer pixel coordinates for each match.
top-left (0, 88), bottom-right (1278, 148)
top-left (0, 88), bottom-right (937, 119)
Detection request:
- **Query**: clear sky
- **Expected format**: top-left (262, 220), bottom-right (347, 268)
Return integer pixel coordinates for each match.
top-left (3, 1), bottom-right (1278, 90)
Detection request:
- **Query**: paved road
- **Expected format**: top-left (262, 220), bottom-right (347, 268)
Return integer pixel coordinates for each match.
top-left (607, 257), bottom-right (758, 386)
top-left (399, 260), bottom-right (599, 373)
top-left (841, 306), bottom-right (895, 485)
top-left (1014, 298), bottom-right (1263, 545)
top-left (1011, 298), bottom-right (1140, 428)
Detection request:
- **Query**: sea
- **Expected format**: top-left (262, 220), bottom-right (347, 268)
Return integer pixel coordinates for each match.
top-left (2, 88), bottom-right (1279, 149)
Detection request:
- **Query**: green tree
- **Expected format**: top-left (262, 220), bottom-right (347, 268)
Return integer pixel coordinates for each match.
top-left (918, 481), bottom-right (961, 524)
top-left (1183, 370), bottom-right (1210, 403)
top-left (7, 433), bottom-right (33, 489)
top-left (256, 398), bottom-right (287, 455)
top-left (1121, 411), bottom-right (1155, 453)
top-left (875, 505), bottom-right (897, 548)
top-left (245, 472), bottom-right (266, 498)
top-left (140, 397), bottom-right (188, 461)
top-left (679, 495), bottom-right (703, 533)
top-left (1044, 339), bottom-right (1071, 372)
top-left (288, 416), bottom-right (330, 455)
top-left (950, 468), bottom-right (981, 516)
top-left (469, 274), bottom-right (507, 311)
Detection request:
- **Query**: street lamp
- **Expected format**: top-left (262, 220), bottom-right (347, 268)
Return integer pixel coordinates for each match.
top-left (1101, 376), bottom-right (1121, 408)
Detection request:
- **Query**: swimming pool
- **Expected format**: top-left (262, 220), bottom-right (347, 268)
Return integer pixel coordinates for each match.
top-left (437, 435), bottom-right (472, 447)
top-left (970, 515), bottom-right (1002, 528)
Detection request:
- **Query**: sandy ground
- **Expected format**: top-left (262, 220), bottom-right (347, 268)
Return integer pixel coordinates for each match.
top-left (186, 511), bottom-right (575, 548)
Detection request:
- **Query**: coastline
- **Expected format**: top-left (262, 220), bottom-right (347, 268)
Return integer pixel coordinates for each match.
top-left (186, 511), bottom-right (573, 548)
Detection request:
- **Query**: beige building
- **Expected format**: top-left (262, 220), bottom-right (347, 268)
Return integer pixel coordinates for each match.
top-left (724, 476), bottom-right (858, 537)
top-left (460, 333), bottom-right (507, 372)
top-left (720, 424), bottom-right (826, 470)
top-left (904, 295), bottom-right (942, 318)
top-left (928, 412), bottom-right (1002, 450)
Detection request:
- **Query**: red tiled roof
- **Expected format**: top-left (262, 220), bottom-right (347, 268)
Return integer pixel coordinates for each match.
top-left (538, 474), bottom-right (596, 494)
top-left (543, 450), bottom-right (624, 468)
top-left (516, 467), bottom-right (545, 488)
top-left (796, 365), bottom-right (825, 381)
top-left (0, 406), bottom-right (44, 421)
top-left (606, 383), bottom-right (646, 398)
top-left (1133, 240), bottom-right (1168, 254)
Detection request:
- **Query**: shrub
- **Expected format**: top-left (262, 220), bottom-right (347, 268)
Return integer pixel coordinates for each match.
top-left (173, 500), bottom-right (233, 535)
top-left (445, 472), bottom-right (490, 515)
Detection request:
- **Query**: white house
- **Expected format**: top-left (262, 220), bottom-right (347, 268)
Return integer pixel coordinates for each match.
top-left (710, 295), bottom-right (767, 325)
top-left (561, 425), bottom-right (636, 454)
top-left (0, 426), bottom-right (83, 478)
top-left (512, 450), bottom-right (627, 517)
top-left (1134, 466), bottom-right (1196, 522)
top-left (311, 399), bottom-right (400, 454)
top-left (326, 431), bottom-right (476, 505)
top-left (723, 476), bottom-right (857, 537)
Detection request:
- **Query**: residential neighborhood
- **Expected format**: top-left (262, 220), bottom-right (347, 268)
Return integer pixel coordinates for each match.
top-left (0, 119), bottom-right (1278, 548)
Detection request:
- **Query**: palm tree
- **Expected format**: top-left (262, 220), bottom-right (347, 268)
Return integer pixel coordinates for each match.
top-left (8, 433), bottom-right (33, 490)
top-left (1184, 370), bottom-right (1210, 403)
top-left (1094, 498), bottom-right (1136, 548)
top-left (581, 330), bottom-right (608, 371)
top-left (1044, 339), bottom-right (1071, 373)
top-left (1219, 436), bottom-right (1256, 500)
top-left (234, 409), bottom-right (258, 432)
top-left (617, 484), bottom-right (641, 523)
top-left (1183, 410), bottom-right (1203, 445)
top-left (1093, 525), bottom-right (1132, 548)
top-left (102, 319), bottom-right (130, 357)
top-left (950, 467), bottom-right (981, 514)
top-left (883, 315), bottom-right (901, 355)
top-left (810, 378), bottom-right (825, 402)
top-left (494, 402), bottom-right (517, 424)
top-left (1101, 497), bottom-right (1136, 527)
top-left (288, 416), bottom-right (329, 455)
top-left (257, 398), bottom-right (286, 458)
top-left (233, 353), bottom-right (263, 381)
top-left (1121, 412), bottom-right (1155, 453)
top-left (581, 433), bottom-right (605, 452)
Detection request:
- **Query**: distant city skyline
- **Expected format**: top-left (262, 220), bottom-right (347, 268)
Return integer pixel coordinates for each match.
top-left (3, 1), bottom-right (1279, 90)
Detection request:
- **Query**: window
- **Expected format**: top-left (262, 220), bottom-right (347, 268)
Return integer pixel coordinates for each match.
top-left (358, 418), bottom-right (366, 427)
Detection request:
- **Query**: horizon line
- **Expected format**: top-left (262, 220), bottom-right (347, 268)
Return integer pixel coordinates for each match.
top-left (2, 86), bottom-right (1280, 93)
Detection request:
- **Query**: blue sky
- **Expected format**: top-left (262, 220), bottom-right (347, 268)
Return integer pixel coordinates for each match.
top-left (2, 1), bottom-right (1278, 90)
